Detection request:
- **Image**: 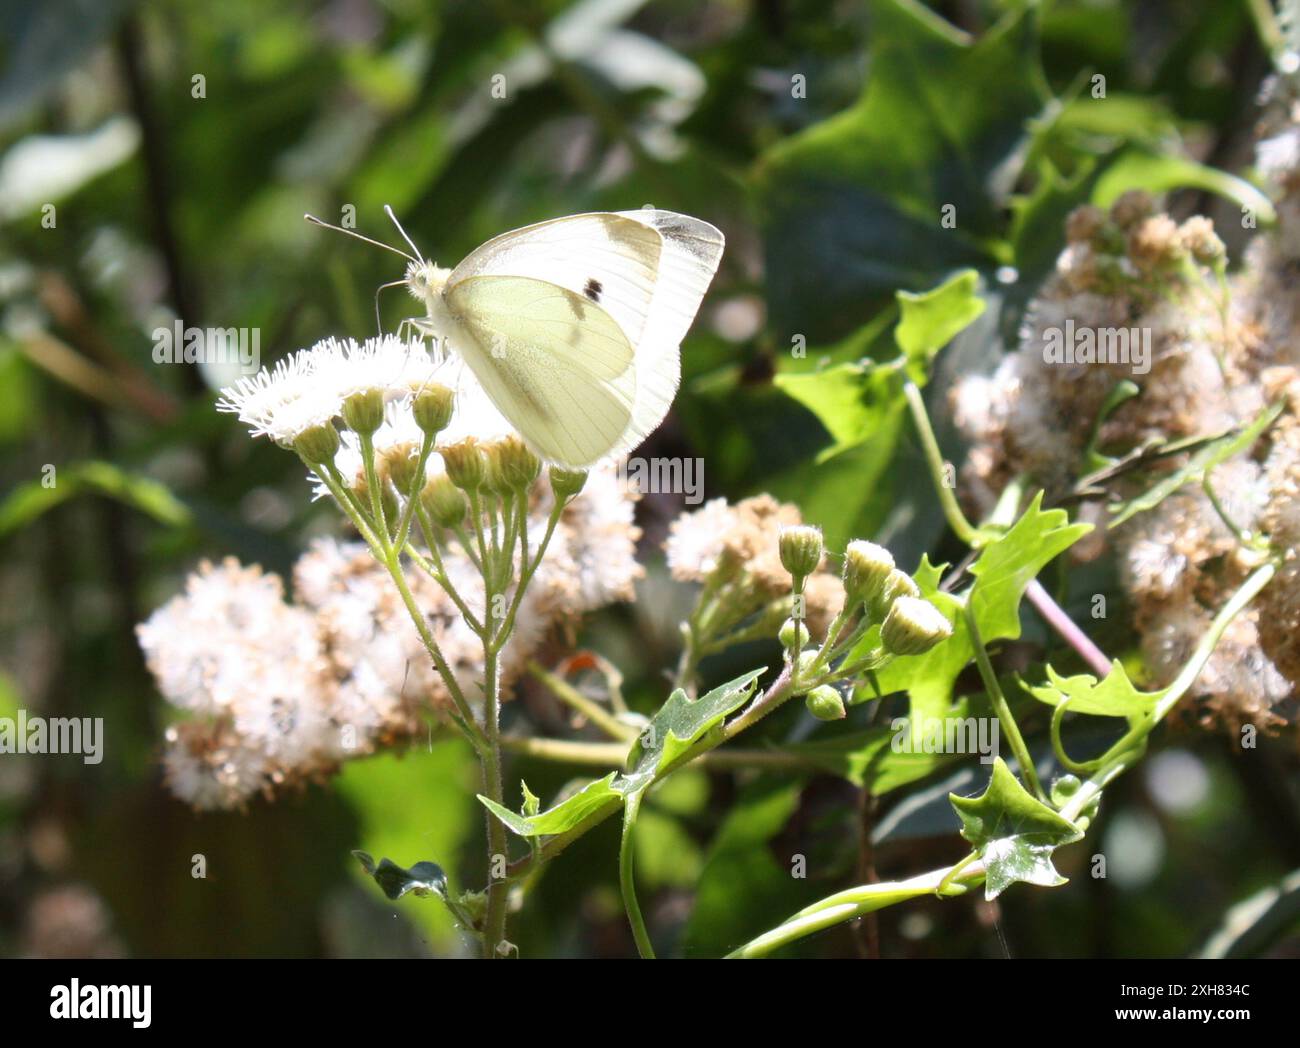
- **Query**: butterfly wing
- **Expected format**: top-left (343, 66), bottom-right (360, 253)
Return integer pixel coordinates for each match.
top-left (445, 210), bottom-right (723, 463)
top-left (444, 274), bottom-right (637, 467)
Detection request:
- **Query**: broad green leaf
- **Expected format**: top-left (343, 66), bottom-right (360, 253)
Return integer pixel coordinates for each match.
top-left (619, 669), bottom-right (766, 798)
top-left (0, 460), bottom-right (191, 538)
top-left (895, 269), bottom-right (986, 386)
top-left (773, 362), bottom-right (905, 463)
top-left (1025, 661), bottom-right (1161, 719)
top-left (755, 0), bottom-right (1048, 341)
top-left (1108, 401), bottom-right (1284, 527)
top-left (967, 492), bottom-right (1092, 640)
top-left (950, 757), bottom-right (1083, 899)
top-left (478, 772), bottom-right (620, 837)
top-left (353, 851), bottom-right (448, 901)
top-left (785, 724), bottom-right (955, 793)
top-left (481, 670), bottom-right (766, 839)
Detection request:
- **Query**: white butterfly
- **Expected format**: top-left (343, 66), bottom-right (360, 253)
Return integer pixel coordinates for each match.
top-left (310, 208), bottom-right (724, 469)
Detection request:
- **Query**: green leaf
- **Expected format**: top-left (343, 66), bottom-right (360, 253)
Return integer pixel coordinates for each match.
top-left (0, 460), bottom-right (191, 539)
top-left (618, 669), bottom-right (766, 798)
top-left (950, 758), bottom-right (1083, 899)
top-left (1108, 401), bottom-right (1284, 527)
top-left (481, 670), bottom-right (767, 839)
top-left (967, 492), bottom-right (1092, 640)
top-left (1025, 661), bottom-right (1160, 719)
top-left (1093, 147), bottom-right (1276, 226)
top-left (755, 0), bottom-right (1048, 341)
top-left (477, 772), bottom-right (620, 837)
top-left (785, 724), bottom-right (955, 793)
top-left (353, 851), bottom-right (448, 901)
top-left (895, 269), bottom-right (986, 386)
top-left (773, 362), bottom-right (905, 464)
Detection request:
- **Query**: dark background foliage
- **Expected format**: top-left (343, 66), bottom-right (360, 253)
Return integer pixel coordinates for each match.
top-left (1, 0), bottom-right (1298, 958)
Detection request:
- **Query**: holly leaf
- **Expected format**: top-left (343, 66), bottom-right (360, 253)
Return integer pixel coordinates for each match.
top-left (352, 851), bottom-right (448, 901)
top-left (949, 758), bottom-right (1083, 899)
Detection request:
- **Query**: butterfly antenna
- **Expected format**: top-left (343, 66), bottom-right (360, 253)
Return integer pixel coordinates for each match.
top-left (373, 279), bottom-right (407, 334)
top-left (384, 204), bottom-right (426, 261)
top-left (304, 213), bottom-right (416, 263)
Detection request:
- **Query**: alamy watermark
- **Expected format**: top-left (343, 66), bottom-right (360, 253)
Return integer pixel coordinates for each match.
top-left (1042, 319), bottom-right (1151, 375)
top-left (891, 715), bottom-right (999, 763)
top-left (618, 456), bottom-right (704, 505)
top-left (0, 709), bottom-right (103, 764)
top-left (50, 980), bottom-right (150, 1028)
top-left (152, 321), bottom-right (260, 373)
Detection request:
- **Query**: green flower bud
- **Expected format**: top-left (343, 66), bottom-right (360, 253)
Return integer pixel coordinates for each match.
top-left (441, 439), bottom-right (487, 491)
top-left (382, 442), bottom-right (422, 493)
top-left (880, 596), bottom-right (952, 657)
top-left (341, 387), bottom-right (385, 436)
top-left (778, 525), bottom-right (823, 586)
top-left (421, 474), bottom-right (468, 528)
top-left (805, 685), bottom-right (846, 721)
top-left (870, 568), bottom-right (920, 622)
top-left (413, 383), bottom-right (455, 436)
top-left (779, 617), bottom-right (811, 650)
top-left (293, 421), bottom-right (340, 464)
top-left (493, 436), bottom-right (541, 492)
top-left (549, 466), bottom-right (588, 501)
top-left (842, 540), bottom-right (895, 608)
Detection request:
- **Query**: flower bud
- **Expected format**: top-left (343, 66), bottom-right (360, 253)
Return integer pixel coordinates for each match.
top-left (779, 617), bottom-right (810, 650)
top-left (341, 388), bottom-right (385, 436)
top-left (870, 568), bottom-right (920, 622)
top-left (880, 596), bottom-right (952, 657)
top-left (842, 540), bottom-right (895, 608)
top-left (493, 436), bottom-right (540, 492)
top-left (441, 439), bottom-right (487, 491)
top-left (421, 474), bottom-right (468, 528)
top-left (413, 383), bottom-right (455, 436)
top-left (779, 525), bottom-right (823, 586)
top-left (549, 466), bottom-right (588, 501)
top-left (382, 442), bottom-right (422, 493)
top-left (293, 421), bottom-right (340, 465)
top-left (805, 685), bottom-right (846, 721)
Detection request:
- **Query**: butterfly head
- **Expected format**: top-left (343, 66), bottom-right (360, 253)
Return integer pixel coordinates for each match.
top-left (405, 260), bottom-right (451, 304)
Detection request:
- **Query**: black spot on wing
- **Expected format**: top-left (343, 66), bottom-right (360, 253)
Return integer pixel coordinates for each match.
top-left (583, 277), bottom-right (603, 302)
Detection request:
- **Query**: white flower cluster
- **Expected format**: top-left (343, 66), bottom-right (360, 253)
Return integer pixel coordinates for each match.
top-left (951, 88), bottom-right (1300, 739)
top-left (139, 461), bottom-right (643, 810)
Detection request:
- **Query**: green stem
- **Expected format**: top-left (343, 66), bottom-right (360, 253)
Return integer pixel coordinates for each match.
top-left (620, 794), bottom-right (655, 959)
top-left (963, 600), bottom-right (1047, 803)
top-left (528, 661), bottom-right (637, 741)
top-left (501, 734), bottom-right (821, 772)
top-left (904, 378), bottom-right (980, 547)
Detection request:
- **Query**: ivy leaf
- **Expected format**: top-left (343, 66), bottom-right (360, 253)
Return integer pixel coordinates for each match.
top-left (1024, 661), bottom-right (1161, 720)
top-left (967, 492), bottom-right (1092, 640)
top-left (773, 362), bottom-right (905, 464)
top-left (477, 773), bottom-right (620, 838)
top-left (895, 269), bottom-right (986, 386)
top-left (353, 851), bottom-right (448, 901)
top-left (949, 758), bottom-right (1083, 899)
top-left (756, 0), bottom-right (1047, 342)
top-left (1108, 401), bottom-right (1284, 527)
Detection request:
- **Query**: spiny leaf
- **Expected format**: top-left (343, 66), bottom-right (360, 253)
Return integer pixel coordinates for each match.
top-left (949, 758), bottom-right (1083, 899)
top-left (478, 773), bottom-right (620, 838)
